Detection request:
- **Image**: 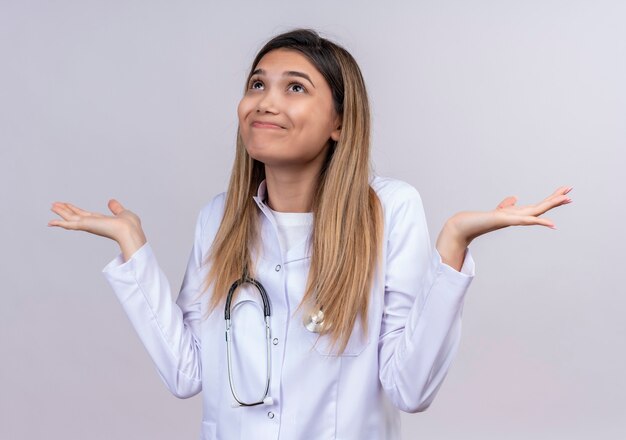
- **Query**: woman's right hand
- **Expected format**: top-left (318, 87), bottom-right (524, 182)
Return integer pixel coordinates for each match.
top-left (48, 199), bottom-right (147, 261)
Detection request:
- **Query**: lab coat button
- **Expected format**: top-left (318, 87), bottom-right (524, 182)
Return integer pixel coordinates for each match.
top-left (267, 411), bottom-right (275, 419)
top-left (272, 338), bottom-right (279, 345)
top-left (275, 264), bottom-right (281, 272)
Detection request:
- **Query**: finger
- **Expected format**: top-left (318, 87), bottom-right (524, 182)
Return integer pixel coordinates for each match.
top-left (545, 186), bottom-right (574, 203)
top-left (65, 203), bottom-right (92, 217)
top-left (549, 186), bottom-right (570, 197)
top-left (497, 196), bottom-right (517, 210)
top-left (538, 193), bottom-right (572, 212)
top-left (52, 203), bottom-right (78, 220)
top-left (518, 215), bottom-right (555, 229)
top-left (537, 189), bottom-right (566, 206)
top-left (522, 191), bottom-right (572, 217)
top-left (47, 218), bottom-right (79, 230)
top-left (108, 199), bottom-right (125, 215)
top-left (51, 203), bottom-right (80, 222)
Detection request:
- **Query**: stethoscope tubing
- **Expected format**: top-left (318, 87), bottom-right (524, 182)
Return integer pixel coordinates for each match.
top-left (224, 276), bottom-right (273, 407)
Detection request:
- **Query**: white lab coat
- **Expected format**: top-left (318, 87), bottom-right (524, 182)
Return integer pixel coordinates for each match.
top-left (102, 175), bottom-right (475, 440)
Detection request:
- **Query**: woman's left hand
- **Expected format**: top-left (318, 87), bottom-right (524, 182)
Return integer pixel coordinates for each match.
top-left (435, 185), bottom-right (573, 272)
top-left (447, 185), bottom-right (574, 247)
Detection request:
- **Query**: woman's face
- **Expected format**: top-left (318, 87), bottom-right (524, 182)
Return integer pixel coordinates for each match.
top-left (237, 48), bottom-right (341, 169)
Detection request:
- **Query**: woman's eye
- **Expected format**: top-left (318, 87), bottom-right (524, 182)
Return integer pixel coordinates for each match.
top-left (289, 83), bottom-right (306, 93)
top-left (247, 79), bottom-right (306, 93)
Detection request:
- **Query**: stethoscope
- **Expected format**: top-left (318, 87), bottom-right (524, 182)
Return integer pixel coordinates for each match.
top-left (224, 274), bottom-right (325, 408)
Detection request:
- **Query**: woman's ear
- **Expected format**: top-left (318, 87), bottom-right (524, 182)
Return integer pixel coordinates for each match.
top-left (330, 115), bottom-right (342, 141)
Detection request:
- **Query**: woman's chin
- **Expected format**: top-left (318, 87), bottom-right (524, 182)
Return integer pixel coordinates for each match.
top-left (247, 153), bottom-right (300, 169)
top-left (246, 146), bottom-right (282, 165)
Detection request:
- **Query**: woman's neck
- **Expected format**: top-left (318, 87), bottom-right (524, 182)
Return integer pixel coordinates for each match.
top-left (264, 165), bottom-right (319, 213)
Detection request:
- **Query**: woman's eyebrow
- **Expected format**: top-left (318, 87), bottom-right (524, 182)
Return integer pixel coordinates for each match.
top-left (251, 68), bottom-right (316, 88)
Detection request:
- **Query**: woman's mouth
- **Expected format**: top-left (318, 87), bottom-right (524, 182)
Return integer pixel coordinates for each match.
top-left (252, 121), bottom-right (284, 129)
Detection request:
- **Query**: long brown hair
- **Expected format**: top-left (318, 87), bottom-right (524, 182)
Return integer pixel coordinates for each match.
top-left (196, 28), bottom-right (383, 355)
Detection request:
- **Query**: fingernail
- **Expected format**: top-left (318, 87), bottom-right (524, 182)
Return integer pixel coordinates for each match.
top-left (549, 225), bottom-right (557, 230)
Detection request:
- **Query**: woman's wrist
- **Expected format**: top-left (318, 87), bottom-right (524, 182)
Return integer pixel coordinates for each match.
top-left (117, 226), bottom-right (148, 263)
top-left (435, 219), bottom-right (470, 272)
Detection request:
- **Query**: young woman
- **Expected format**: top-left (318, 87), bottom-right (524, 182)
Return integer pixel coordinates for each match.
top-left (48, 28), bottom-right (572, 439)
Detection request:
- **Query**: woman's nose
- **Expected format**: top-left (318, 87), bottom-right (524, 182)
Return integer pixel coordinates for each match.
top-left (256, 90), bottom-right (279, 114)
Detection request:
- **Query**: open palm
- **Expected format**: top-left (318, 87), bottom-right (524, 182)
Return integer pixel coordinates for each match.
top-left (451, 185), bottom-right (574, 244)
top-left (48, 199), bottom-right (142, 243)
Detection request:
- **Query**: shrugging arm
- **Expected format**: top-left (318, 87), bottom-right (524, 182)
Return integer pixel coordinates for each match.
top-left (101, 208), bottom-right (208, 399)
top-left (378, 187), bottom-right (475, 413)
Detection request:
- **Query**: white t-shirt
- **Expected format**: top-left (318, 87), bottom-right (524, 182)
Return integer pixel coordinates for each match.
top-left (267, 206), bottom-right (313, 255)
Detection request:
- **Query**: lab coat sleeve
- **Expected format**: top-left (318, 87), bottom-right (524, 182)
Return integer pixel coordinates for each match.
top-left (378, 187), bottom-right (475, 413)
top-left (101, 208), bottom-right (207, 399)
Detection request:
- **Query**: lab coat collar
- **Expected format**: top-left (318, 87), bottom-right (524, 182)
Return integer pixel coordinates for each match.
top-left (251, 179), bottom-right (283, 263)
top-left (252, 179), bottom-right (268, 207)
top-left (251, 178), bottom-right (312, 264)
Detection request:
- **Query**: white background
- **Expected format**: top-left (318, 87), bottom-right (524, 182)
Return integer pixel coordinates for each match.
top-left (1, 0), bottom-right (624, 438)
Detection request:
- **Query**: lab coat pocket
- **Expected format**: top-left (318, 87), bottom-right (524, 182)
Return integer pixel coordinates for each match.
top-left (200, 420), bottom-right (217, 440)
top-left (286, 255), bottom-right (371, 357)
top-left (305, 312), bottom-right (371, 357)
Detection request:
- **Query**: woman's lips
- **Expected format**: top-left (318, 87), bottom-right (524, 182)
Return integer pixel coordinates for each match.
top-left (252, 121), bottom-right (284, 129)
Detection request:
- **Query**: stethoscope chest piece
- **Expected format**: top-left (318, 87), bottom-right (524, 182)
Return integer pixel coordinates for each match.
top-left (303, 308), bottom-right (325, 333)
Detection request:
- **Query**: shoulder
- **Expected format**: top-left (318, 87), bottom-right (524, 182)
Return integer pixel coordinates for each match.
top-left (370, 176), bottom-right (431, 256)
top-left (369, 175), bottom-right (428, 241)
top-left (197, 191), bottom-right (227, 236)
top-left (370, 174), bottom-right (424, 210)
